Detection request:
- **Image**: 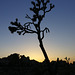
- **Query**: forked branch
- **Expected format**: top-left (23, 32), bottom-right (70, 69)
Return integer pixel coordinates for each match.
top-left (8, 18), bottom-right (37, 35)
top-left (41, 27), bottom-right (50, 40)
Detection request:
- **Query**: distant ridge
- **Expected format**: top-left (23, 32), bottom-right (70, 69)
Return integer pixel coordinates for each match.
top-left (0, 53), bottom-right (75, 75)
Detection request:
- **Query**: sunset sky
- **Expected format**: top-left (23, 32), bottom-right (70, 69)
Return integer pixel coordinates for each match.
top-left (0, 0), bottom-right (75, 63)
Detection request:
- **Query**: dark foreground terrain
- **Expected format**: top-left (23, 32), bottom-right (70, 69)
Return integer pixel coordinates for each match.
top-left (0, 53), bottom-right (75, 75)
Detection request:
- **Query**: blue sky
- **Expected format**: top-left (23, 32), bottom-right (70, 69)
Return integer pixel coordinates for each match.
top-left (0, 0), bottom-right (75, 63)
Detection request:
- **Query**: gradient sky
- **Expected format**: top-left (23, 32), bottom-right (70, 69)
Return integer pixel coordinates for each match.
top-left (0, 0), bottom-right (75, 63)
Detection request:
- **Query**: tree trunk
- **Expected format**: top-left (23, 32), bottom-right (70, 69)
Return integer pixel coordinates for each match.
top-left (39, 39), bottom-right (50, 63)
top-left (38, 33), bottom-right (53, 75)
top-left (38, 38), bottom-right (52, 74)
top-left (38, 33), bottom-right (50, 63)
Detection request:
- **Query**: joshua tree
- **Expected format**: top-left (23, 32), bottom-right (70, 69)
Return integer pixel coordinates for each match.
top-left (64, 57), bottom-right (70, 63)
top-left (8, 0), bottom-right (54, 66)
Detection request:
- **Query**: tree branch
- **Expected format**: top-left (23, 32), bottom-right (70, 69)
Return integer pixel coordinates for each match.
top-left (25, 14), bottom-right (32, 20)
top-left (8, 19), bottom-right (37, 35)
top-left (45, 4), bottom-right (55, 13)
top-left (41, 27), bottom-right (50, 40)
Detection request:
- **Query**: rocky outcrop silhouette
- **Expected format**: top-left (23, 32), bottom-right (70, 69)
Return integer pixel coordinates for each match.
top-left (0, 53), bottom-right (75, 75)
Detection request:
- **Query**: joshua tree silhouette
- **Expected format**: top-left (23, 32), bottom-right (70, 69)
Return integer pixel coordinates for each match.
top-left (64, 57), bottom-right (70, 63)
top-left (8, 0), bottom-right (54, 73)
